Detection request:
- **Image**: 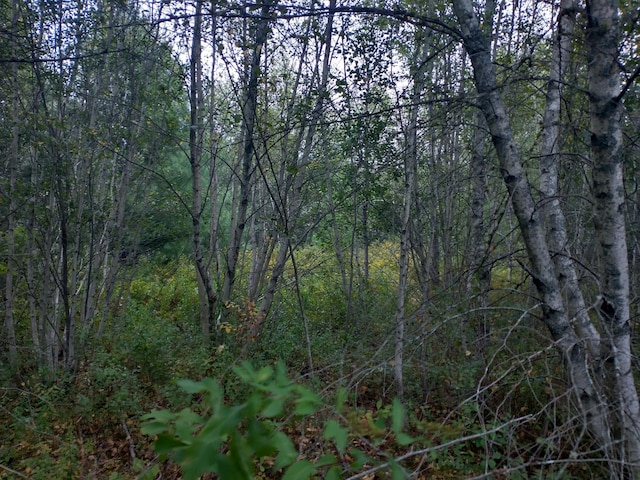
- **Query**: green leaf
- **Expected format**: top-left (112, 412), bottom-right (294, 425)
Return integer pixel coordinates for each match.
top-left (294, 399), bottom-right (317, 416)
top-left (181, 450), bottom-right (224, 480)
top-left (154, 434), bottom-right (188, 454)
top-left (255, 365), bottom-right (274, 383)
top-left (142, 409), bottom-right (175, 423)
top-left (282, 460), bottom-right (316, 480)
top-left (228, 430), bottom-right (254, 479)
top-left (177, 407), bottom-right (204, 424)
top-left (315, 453), bottom-right (338, 467)
top-left (391, 398), bottom-right (405, 435)
top-left (213, 453), bottom-right (237, 480)
top-left (174, 420), bottom-right (196, 441)
top-left (177, 379), bottom-right (207, 394)
top-left (396, 432), bottom-right (416, 446)
top-left (323, 419), bottom-right (348, 454)
top-left (247, 420), bottom-right (277, 457)
top-left (262, 396), bottom-right (285, 418)
top-left (390, 459), bottom-right (407, 480)
top-left (141, 420), bottom-right (170, 436)
top-left (349, 448), bottom-right (372, 470)
top-left (294, 391), bottom-right (320, 416)
top-left (273, 431), bottom-right (297, 470)
top-left (325, 465), bottom-right (343, 480)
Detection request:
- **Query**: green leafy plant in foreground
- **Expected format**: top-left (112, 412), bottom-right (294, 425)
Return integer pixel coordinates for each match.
top-left (141, 362), bottom-right (413, 480)
top-left (141, 362), bottom-right (322, 479)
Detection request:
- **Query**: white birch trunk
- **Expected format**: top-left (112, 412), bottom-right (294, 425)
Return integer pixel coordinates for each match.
top-left (452, 0), bottom-right (611, 455)
top-left (539, 0), bottom-right (602, 359)
top-left (587, 0), bottom-right (640, 470)
top-left (395, 26), bottom-right (432, 402)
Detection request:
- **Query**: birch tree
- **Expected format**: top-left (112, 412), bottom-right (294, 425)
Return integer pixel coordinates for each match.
top-left (189, 0), bottom-right (218, 338)
top-left (394, 24), bottom-right (432, 402)
top-left (452, 0), bottom-right (640, 472)
top-left (587, 0), bottom-right (640, 469)
top-left (222, 0), bottom-right (273, 306)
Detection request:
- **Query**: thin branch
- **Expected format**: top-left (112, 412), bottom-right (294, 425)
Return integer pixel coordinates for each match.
top-left (0, 464), bottom-right (33, 480)
top-left (616, 61), bottom-right (640, 102)
top-left (0, 48), bottom-right (127, 63)
top-left (346, 414), bottom-right (535, 480)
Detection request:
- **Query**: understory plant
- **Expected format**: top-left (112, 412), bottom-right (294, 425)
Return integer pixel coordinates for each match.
top-left (141, 362), bottom-right (415, 480)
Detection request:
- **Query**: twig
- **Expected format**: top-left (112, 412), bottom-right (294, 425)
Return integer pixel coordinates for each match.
top-left (122, 420), bottom-right (137, 460)
top-left (346, 414), bottom-right (535, 480)
top-left (0, 463), bottom-right (34, 479)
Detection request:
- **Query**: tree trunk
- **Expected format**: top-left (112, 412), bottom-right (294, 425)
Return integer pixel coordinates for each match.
top-left (4, 0), bottom-right (20, 366)
top-left (190, 0), bottom-right (217, 338)
top-left (254, 0), bottom-right (336, 335)
top-left (222, 1), bottom-right (272, 305)
top-left (587, 0), bottom-right (640, 471)
top-left (539, 0), bottom-right (603, 360)
top-left (465, 0), bottom-right (494, 362)
top-left (395, 26), bottom-right (432, 402)
top-left (452, 0), bottom-right (611, 456)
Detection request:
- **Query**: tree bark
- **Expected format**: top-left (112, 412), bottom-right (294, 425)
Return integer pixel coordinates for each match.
top-left (222, 1), bottom-right (272, 305)
top-left (540, 0), bottom-right (602, 360)
top-left (395, 26), bottom-right (432, 402)
top-left (4, 0), bottom-right (20, 366)
top-left (586, 0), bottom-right (640, 471)
top-left (190, 0), bottom-right (217, 338)
top-left (465, 0), bottom-right (494, 362)
top-left (452, 0), bottom-right (611, 455)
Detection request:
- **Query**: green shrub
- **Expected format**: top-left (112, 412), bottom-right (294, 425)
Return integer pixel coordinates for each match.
top-left (141, 362), bottom-right (427, 480)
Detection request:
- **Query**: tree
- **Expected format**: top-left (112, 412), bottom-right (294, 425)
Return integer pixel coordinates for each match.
top-left (2, 0), bottom-right (21, 366)
top-left (0, 0), bottom-right (186, 370)
top-left (394, 20), bottom-right (433, 402)
top-left (452, 0), bottom-right (640, 473)
top-left (189, 0), bottom-right (218, 338)
top-left (586, 0), bottom-right (640, 469)
top-left (221, 0), bottom-right (273, 307)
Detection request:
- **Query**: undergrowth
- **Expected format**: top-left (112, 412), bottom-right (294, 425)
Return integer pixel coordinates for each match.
top-left (0, 249), bottom-right (606, 479)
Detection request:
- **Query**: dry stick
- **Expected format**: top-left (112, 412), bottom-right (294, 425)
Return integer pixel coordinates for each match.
top-left (122, 420), bottom-right (136, 460)
top-left (0, 464), bottom-right (33, 480)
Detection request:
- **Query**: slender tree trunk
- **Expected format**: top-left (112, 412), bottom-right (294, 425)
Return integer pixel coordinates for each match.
top-left (587, 0), bottom-right (640, 471)
top-left (395, 27), bottom-right (431, 402)
top-left (467, 110), bottom-right (491, 360)
top-left (539, 0), bottom-right (604, 366)
top-left (4, 1), bottom-right (20, 365)
top-left (465, 0), bottom-right (494, 361)
top-left (254, 0), bottom-right (336, 333)
top-left (190, 0), bottom-right (217, 338)
top-left (208, 6), bottom-right (222, 286)
top-left (41, 190), bottom-right (58, 370)
top-left (394, 165), bottom-right (410, 402)
top-left (248, 212), bottom-right (271, 302)
top-left (362, 200), bottom-right (370, 284)
top-left (222, 1), bottom-right (272, 305)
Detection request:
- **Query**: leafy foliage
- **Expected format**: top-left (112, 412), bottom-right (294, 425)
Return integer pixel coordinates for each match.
top-left (141, 362), bottom-right (426, 480)
top-left (142, 363), bottom-right (323, 480)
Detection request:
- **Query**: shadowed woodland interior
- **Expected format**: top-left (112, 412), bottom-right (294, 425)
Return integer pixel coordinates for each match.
top-left (2, 0), bottom-right (640, 478)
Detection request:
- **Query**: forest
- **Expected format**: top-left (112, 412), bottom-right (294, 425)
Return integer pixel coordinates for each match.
top-left (1, 0), bottom-right (640, 478)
